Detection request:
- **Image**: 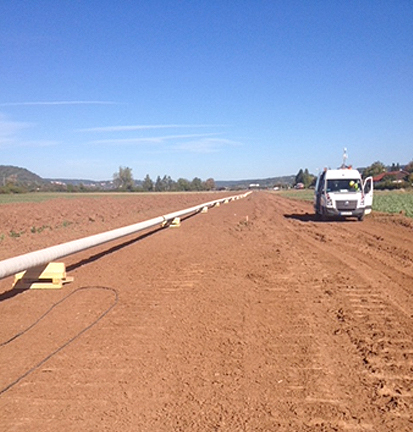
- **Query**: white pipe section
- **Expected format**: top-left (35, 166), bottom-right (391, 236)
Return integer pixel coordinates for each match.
top-left (0, 191), bottom-right (252, 280)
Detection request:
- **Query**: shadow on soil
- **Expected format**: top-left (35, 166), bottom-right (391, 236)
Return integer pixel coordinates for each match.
top-left (0, 286), bottom-right (30, 302)
top-left (68, 211), bottom-right (198, 272)
top-left (284, 213), bottom-right (319, 222)
top-left (284, 213), bottom-right (358, 223)
top-left (66, 226), bottom-right (165, 272)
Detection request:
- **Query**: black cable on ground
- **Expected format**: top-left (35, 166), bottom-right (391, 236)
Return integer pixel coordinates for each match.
top-left (0, 286), bottom-right (118, 396)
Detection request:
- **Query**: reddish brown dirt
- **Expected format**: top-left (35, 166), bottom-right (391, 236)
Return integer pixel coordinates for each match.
top-left (0, 191), bottom-right (412, 431)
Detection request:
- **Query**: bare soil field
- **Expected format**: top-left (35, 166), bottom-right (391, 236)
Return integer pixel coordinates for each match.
top-left (0, 191), bottom-right (412, 431)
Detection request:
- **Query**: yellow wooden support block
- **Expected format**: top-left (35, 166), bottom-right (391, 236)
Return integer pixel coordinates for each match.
top-left (13, 262), bottom-right (74, 290)
top-left (201, 206), bottom-right (208, 213)
top-left (215, 202), bottom-right (220, 207)
top-left (170, 217), bottom-right (181, 228)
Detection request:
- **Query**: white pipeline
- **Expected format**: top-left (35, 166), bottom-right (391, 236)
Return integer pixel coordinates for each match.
top-left (0, 192), bottom-right (252, 280)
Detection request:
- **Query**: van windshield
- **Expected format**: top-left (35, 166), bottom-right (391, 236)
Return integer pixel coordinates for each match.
top-left (326, 179), bottom-right (361, 192)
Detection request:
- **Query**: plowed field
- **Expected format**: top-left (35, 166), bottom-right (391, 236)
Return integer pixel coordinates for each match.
top-left (0, 191), bottom-right (412, 431)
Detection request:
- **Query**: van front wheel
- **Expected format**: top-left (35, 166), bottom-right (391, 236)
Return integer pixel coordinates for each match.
top-left (358, 213), bottom-right (365, 221)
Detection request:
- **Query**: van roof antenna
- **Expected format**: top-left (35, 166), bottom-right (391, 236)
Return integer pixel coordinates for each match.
top-left (342, 148), bottom-right (348, 168)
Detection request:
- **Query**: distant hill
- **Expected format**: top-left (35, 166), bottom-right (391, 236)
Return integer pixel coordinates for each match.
top-left (0, 165), bottom-right (46, 186)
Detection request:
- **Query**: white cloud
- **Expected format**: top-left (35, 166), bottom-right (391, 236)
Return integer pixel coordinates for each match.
top-left (15, 140), bottom-right (57, 148)
top-left (79, 124), bottom-right (226, 132)
top-left (0, 101), bottom-right (116, 107)
top-left (90, 137), bottom-right (163, 145)
top-left (0, 113), bottom-right (56, 148)
top-left (89, 133), bottom-right (222, 145)
top-left (174, 138), bottom-right (241, 153)
top-left (0, 114), bottom-right (31, 147)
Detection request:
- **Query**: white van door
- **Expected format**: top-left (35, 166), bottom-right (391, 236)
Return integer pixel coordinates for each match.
top-left (363, 177), bottom-right (373, 214)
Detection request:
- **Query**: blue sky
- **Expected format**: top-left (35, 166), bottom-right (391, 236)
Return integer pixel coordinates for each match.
top-left (1, 1), bottom-right (412, 181)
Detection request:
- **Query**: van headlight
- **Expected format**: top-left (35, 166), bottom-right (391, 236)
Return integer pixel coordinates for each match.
top-left (326, 193), bottom-right (333, 207)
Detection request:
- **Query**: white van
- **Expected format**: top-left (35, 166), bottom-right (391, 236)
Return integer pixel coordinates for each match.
top-left (314, 168), bottom-right (373, 221)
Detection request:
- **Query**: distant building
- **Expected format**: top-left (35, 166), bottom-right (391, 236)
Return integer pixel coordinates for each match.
top-left (373, 170), bottom-right (409, 185)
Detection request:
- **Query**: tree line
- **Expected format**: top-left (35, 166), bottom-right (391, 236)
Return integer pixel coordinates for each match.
top-left (361, 160), bottom-right (413, 190)
top-left (112, 167), bottom-right (216, 192)
top-left (294, 168), bottom-right (316, 188)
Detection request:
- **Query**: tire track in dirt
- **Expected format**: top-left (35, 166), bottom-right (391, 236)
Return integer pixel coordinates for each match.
top-left (245, 193), bottom-right (377, 431)
top-left (274, 193), bottom-right (413, 430)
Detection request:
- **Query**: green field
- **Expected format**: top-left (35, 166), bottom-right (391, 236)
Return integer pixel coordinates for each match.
top-left (277, 189), bottom-right (314, 201)
top-left (0, 192), bottom-right (186, 204)
top-left (0, 192), bottom-right (111, 204)
top-left (277, 189), bottom-right (413, 218)
top-left (372, 190), bottom-right (413, 218)
top-left (0, 191), bottom-right (227, 205)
